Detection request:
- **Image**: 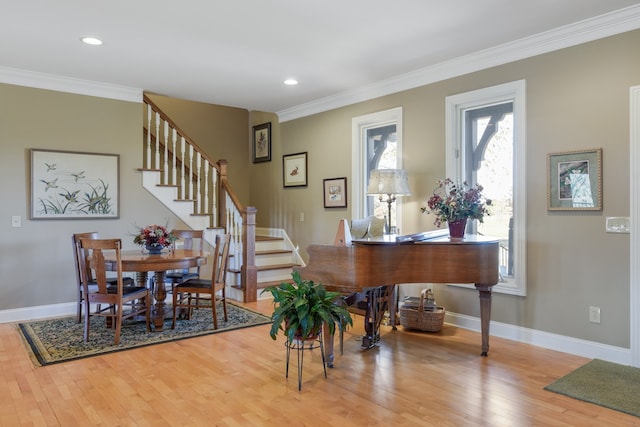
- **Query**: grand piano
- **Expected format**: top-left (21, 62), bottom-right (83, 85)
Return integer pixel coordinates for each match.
top-left (294, 222), bottom-right (500, 366)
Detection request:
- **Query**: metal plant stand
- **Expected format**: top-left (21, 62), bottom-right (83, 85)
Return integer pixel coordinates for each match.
top-left (285, 332), bottom-right (327, 391)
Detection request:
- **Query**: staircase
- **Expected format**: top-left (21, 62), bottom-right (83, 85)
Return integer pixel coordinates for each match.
top-left (141, 94), bottom-right (302, 302)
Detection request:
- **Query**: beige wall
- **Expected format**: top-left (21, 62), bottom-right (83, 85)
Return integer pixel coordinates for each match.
top-left (250, 30), bottom-right (640, 348)
top-left (0, 85), bottom-right (250, 311)
top-left (2, 29), bottom-right (637, 351)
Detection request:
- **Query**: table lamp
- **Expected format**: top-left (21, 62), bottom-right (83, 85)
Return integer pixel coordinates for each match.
top-left (366, 169), bottom-right (411, 233)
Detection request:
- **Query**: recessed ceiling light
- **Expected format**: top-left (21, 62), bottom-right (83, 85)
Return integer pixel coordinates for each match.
top-left (81, 36), bottom-right (103, 46)
top-left (284, 79), bottom-right (298, 86)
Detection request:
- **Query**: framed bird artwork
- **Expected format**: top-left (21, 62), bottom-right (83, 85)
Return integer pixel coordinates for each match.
top-left (30, 149), bottom-right (119, 219)
top-left (283, 152), bottom-right (308, 188)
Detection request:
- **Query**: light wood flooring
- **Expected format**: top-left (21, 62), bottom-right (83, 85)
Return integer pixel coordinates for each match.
top-left (2, 299), bottom-right (639, 426)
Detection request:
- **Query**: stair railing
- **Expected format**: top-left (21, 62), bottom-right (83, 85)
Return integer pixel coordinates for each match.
top-left (143, 94), bottom-right (257, 302)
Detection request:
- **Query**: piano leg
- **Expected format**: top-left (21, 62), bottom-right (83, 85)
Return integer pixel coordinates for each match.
top-left (348, 285), bottom-right (394, 350)
top-left (476, 285), bottom-right (492, 356)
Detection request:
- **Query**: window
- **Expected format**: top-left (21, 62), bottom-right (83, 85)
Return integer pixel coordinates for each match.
top-left (351, 107), bottom-right (404, 229)
top-left (445, 81), bottom-right (526, 295)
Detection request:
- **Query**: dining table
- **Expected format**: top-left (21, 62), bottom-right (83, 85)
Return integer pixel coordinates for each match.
top-left (102, 248), bottom-right (209, 331)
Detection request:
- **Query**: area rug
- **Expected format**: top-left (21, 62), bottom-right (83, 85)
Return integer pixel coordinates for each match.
top-left (18, 303), bottom-right (271, 367)
top-left (544, 359), bottom-right (640, 418)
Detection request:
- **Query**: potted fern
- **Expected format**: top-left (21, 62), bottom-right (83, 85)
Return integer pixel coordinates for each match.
top-left (261, 271), bottom-right (353, 343)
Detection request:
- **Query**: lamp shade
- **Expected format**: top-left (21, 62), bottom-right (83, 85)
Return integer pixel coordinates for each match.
top-left (366, 169), bottom-right (411, 196)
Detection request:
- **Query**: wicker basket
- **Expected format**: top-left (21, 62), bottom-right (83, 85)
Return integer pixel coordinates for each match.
top-left (399, 289), bottom-right (445, 332)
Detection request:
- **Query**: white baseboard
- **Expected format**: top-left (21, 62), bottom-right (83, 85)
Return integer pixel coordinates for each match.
top-left (445, 312), bottom-right (631, 365)
top-left (3, 303), bottom-right (630, 365)
top-left (0, 302), bottom-right (76, 323)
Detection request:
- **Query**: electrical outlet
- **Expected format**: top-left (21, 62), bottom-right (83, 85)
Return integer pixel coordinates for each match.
top-left (589, 306), bottom-right (601, 324)
top-left (299, 212), bottom-right (304, 222)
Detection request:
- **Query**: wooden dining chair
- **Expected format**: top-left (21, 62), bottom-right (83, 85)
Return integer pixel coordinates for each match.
top-left (171, 233), bottom-right (231, 330)
top-left (77, 238), bottom-right (150, 345)
top-left (165, 229), bottom-right (204, 289)
top-left (72, 232), bottom-right (134, 323)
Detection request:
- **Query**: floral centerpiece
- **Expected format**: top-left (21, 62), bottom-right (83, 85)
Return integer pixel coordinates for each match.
top-left (421, 178), bottom-right (490, 236)
top-left (132, 224), bottom-right (176, 253)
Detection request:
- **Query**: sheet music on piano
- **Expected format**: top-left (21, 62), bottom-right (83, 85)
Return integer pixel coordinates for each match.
top-left (395, 229), bottom-right (449, 244)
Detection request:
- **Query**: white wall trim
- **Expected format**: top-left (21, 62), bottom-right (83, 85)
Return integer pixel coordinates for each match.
top-left (2, 302), bottom-right (630, 364)
top-left (0, 66), bottom-right (143, 103)
top-left (277, 5), bottom-right (640, 122)
top-left (630, 85), bottom-right (640, 367)
top-left (0, 302), bottom-right (76, 324)
top-left (446, 312), bottom-right (631, 365)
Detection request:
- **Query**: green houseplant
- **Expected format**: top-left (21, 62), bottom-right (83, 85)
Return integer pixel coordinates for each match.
top-left (261, 271), bottom-right (353, 343)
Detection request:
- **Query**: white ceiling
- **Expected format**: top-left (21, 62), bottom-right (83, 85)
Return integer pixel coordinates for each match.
top-left (2, 1), bottom-right (640, 120)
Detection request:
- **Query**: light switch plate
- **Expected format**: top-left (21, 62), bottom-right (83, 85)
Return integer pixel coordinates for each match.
top-left (606, 217), bottom-right (630, 233)
top-left (11, 216), bottom-right (21, 228)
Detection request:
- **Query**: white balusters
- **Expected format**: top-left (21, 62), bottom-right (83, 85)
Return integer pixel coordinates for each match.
top-left (171, 129), bottom-right (177, 185)
top-left (154, 112), bottom-right (160, 169)
top-left (202, 161), bottom-right (211, 212)
top-left (188, 145), bottom-right (194, 200)
top-left (144, 99), bottom-right (232, 225)
top-left (180, 136), bottom-right (186, 199)
top-left (163, 122), bottom-right (169, 185)
top-left (225, 193), bottom-right (244, 273)
top-left (211, 167), bottom-right (218, 227)
top-left (196, 152), bottom-right (202, 213)
top-left (146, 104), bottom-right (152, 169)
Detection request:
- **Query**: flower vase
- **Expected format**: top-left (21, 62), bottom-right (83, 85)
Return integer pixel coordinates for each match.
top-left (448, 218), bottom-right (467, 240)
top-left (145, 245), bottom-right (163, 254)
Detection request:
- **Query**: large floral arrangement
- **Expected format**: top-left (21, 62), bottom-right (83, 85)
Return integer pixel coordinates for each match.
top-left (132, 224), bottom-right (176, 248)
top-left (421, 178), bottom-right (491, 227)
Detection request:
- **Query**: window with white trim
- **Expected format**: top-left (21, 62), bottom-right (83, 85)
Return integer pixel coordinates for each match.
top-left (351, 107), bottom-right (404, 230)
top-left (446, 81), bottom-right (527, 295)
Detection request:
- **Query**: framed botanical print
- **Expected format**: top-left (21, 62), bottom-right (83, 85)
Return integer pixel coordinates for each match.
top-left (30, 149), bottom-right (119, 219)
top-left (252, 122), bottom-right (271, 163)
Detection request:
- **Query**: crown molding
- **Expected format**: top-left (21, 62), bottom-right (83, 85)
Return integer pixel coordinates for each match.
top-left (0, 67), bottom-right (143, 103)
top-left (277, 4), bottom-right (640, 122)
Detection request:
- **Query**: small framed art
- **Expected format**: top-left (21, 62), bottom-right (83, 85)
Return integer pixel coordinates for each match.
top-left (323, 177), bottom-right (347, 208)
top-left (252, 122), bottom-right (271, 163)
top-left (283, 152), bottom-right (307, 187)
top-left (547, 148), bottom-right (602, 211)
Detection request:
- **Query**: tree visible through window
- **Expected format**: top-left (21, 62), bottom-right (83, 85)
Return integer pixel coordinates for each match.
top-left (446, 81), bottom-right (526, 295)
top-left (352, 107), bottom-right (404, 230)
top-left (467, 103), bottom-right (514, 278)
top-left (366, 124), bottom-right (398, 226)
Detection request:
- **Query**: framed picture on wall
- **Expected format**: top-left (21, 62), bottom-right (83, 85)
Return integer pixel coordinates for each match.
top-left (30, 149), bottom-right (120, 219)
top-left (323, 177), bottom-right (347, 208)
top-left (252, 122), bottom-right (271, 163)
top-left (547, 148), bottom-right (602, 211)
top-left (283, 152), bottom-right (307, 187)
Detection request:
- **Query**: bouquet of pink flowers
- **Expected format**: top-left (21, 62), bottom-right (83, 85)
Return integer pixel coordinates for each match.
top-left (133, 224), bottom-right (176, 248)
top-left (421, 178), bottom-right (491, 227)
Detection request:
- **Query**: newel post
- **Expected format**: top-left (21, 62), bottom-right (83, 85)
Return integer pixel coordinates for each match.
top-left (242, 206), bottom-right (258, 302)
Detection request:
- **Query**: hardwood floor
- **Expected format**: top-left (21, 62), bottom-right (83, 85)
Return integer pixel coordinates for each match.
top-left (2, 299), bottom-right (638, 426)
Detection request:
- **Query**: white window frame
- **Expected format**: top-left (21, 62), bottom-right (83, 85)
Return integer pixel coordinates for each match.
top-left (445, 80), bottom-right (527, 296)
top-left (351, 107), bottom-right (404, 223)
